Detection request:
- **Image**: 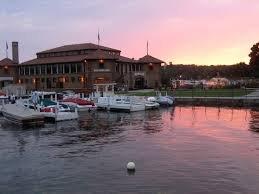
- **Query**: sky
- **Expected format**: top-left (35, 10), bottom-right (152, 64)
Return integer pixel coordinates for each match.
top-left (0, 0), bottom-right (259, 65)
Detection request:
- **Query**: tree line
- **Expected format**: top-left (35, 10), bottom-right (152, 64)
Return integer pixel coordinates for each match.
top-left (161, 42), bottom-right (259, 85)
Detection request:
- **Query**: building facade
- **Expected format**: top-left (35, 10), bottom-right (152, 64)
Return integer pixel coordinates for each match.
top-left (2, 42), bottom-right (164, 92)
top-left (0, 42), bottom-right (19, 89)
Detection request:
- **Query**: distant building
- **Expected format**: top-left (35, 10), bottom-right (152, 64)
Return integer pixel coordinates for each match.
top-left (17, 43), bottom-right (164, 92)
top-left (0, 42), bottom-right (19, 89)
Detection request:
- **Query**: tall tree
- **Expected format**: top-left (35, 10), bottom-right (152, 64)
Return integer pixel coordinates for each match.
top-left (249, 42), bottom-right (259, 77)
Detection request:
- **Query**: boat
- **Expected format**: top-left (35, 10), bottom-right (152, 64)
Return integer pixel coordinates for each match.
top-left (145, 97), bottom-right (160, 110)
top-left (0, 95), bottom-right (9, 115)
top-left (156, 96), bottom-right (174, 106)
top-left (109, 96), bottom-right (145, 112)
top-left (62, 97), bottom-right (97, 111)
top-left (40, 103), bottom-right (78, 122)
top-left (96, 97), bottom-right (111, 110)
top-left (1, 104), bottom-right (44, 127)
top-left (16, 95), bottom-right (78, 122)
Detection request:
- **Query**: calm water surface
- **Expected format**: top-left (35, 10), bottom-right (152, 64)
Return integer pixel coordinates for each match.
top-left (1, 106), bottom-right (259, 194)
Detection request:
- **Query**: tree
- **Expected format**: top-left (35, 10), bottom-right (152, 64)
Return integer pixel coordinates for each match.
top-left (249, 42), bottom-right (259, 77)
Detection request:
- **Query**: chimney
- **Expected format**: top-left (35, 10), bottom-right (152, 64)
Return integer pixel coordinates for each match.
top-left (12, 41), bottom-right (19, 64)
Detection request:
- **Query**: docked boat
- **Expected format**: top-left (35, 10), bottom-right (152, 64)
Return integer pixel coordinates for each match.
top-left (109, 96), bottom-right (145, 112)
top-left (96, 97), bottom-right (111, 110)
top-left (62, 97), bottom-right (97, 111)
top-left (0, 95), bottom-right (9, 115)
top-left (145, 97), bottom-right (160, 110)
top-left (1, 104), bottom-right (44, 127)
top-left (40, 103), bottom-right (78, 122)
top-left (156, 96), bottom-right (174, 106)
top-left (16, 96), bottom-right (78, 122)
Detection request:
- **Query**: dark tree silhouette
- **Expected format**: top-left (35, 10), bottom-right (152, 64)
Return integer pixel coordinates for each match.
top-left (161, 62), bottom-right (251, 86)
top-left (249, 42), bottom-right (259, 77)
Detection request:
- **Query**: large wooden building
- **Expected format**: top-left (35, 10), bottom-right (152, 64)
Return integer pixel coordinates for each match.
top-left (1, 42), bottom-right (164, 92)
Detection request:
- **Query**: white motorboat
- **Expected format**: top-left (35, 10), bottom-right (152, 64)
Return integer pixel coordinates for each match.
top-left (1, 104), bottom-right (44, 127)
top-left (144, 97), bottom-right (160, 109)
top-left (96, 97), bottom-right (111, 110)
top-left (109, 96), bottom-right (145, 112)
top-left (16, 96), bottom-right (78, 122)
top-left (156, 96), bottom-right (174, 106)
top-left (40, 104), bottom-right (78, 122)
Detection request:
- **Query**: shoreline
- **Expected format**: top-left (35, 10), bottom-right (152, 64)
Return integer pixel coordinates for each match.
top-left (174, 96), bottom-right (259, 107)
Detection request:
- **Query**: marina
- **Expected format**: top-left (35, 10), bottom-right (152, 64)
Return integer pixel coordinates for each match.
top-left (1, 0), bottom-right (259, 193)
top-left (0, 106), bottom-right (259, 193)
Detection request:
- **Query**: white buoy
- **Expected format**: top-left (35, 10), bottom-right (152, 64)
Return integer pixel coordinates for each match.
top-left (127, 162), bottom-right (135, 171)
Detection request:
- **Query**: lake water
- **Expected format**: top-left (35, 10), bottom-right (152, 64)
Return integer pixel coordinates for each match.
top-left (1, 106), bottom-right (259, 194)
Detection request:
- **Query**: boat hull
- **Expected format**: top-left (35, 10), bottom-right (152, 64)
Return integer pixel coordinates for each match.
top-left (109, 104), bottom-right (145, 112)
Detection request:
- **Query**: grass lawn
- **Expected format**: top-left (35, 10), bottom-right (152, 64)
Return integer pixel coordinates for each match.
top-left (118, 89), bottom-right (255, 97)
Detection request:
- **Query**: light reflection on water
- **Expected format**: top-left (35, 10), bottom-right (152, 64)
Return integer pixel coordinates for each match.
top-left (0, 107), bottom-right (259, 194)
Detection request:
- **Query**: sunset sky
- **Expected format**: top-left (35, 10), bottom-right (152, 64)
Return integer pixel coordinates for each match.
top-left (0, 0), bottom-right (259, 65)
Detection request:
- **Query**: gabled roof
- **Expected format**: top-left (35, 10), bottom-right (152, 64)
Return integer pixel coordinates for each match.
top-left (20, 51), bottom-right (119, 65)
top-left (0, 58), bottom-right (15, 66)
top-left (118, 56), bottom-right (138, 63)
top-left (138, 55), bottom-right (164, 64)
top-left (37, 43), bottom-right (120, 54)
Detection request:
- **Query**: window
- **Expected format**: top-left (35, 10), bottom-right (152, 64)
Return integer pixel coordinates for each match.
top-left (19, 67), bottom-right (25, 75)
top-left (65, 77), bottom-right (69, 82)
top-left (53, 77), bottom-right (57, 83)
top-left (71, 64), bottom-right (76, 73)
top-left (41, 78), bottom-right (45, 83)
top-left (120, 64), bottom-right (123, 73)
top-left (36, 66), bottom-right (41, 75)
top-left (129, 64), bottom-right (132, 72)
top-left (41, 66), bottom-right (46, 75)
top-left (77, 63), bottom-right (82, 73)
top-left (47, 65), bottom-right (51, 74)
top-left (136, 64), bottom-right (139, 71)
top-left (52, 64), bottom-right (57, 74)
top-left (71, 77), bottom-right (75, 83)
top-left (140, 65), bottom-right (143, 71)
top-left (115, 64), bottom-right (119, 72)
top-left (30, 66), bottom-right (35, 75)
top-left (25, 66), bottom-right (29, 75)
top-left (25, 78), bottom-right (29, 83)
top-left (64, 64), bottom-right (70, 73)
top-left (132, 64), bottom-right (135, 71)
top-left (58, 64), bottom-right (63, 74)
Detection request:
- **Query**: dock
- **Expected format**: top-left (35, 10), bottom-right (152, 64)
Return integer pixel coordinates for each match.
top-left (1, 104), bottom-right (45, 127)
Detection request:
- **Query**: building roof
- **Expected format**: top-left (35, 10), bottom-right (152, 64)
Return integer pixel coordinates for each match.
top-left (21, 52), bottom-right (119, 65)
top-left (138, 55), bottom-right (164, 64)
top-left (0, 58), bottom-right (16, 66)
top-left (118, 56), bottom-right (138, 63)
top-left (37, 43), bottom-right (121, 54)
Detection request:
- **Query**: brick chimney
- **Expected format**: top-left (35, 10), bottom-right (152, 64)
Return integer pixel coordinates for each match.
top-left (12, 41), bottom-right (19, 64)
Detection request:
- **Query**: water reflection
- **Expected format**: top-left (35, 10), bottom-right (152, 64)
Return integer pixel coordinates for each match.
top-left (1, 107), bottom-right (259, 193)
top-left (249, 108), bottom-right (259, 132)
